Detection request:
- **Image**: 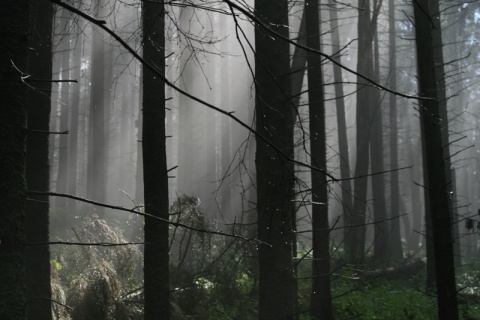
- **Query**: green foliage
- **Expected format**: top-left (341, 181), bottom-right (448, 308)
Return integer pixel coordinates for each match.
top-left (332, 280), bottom-right (437, 319)
top-left (51, 259), bottom-right (63, 271)
top-left (50, 199), bottom-right (480, 319)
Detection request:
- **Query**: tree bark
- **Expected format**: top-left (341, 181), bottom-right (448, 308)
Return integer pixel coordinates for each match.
top-left (413, 1), bottom-right (459, 318)
top-left (349, 0), bottom-right (377, 265)
top-left (0, 1), bottom-right (30, 318)
top-left (306, 0), bottom-right (334, 318)
top-left (142, 1), bottom-right (170, 319)
top-left (429, 0), bottom-right (461, 267)
top-left (255, 1), bottom-right (296, 318)
top-left (25, 1), bottom-right (54, 319)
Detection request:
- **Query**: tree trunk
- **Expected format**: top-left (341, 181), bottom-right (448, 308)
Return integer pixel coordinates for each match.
top-left (55, 6), bottom-right (71, 209)
top-left (142, 1), bottom-right (170, 319)
top-left (306, 0), bottom-right (334, 318)
top-left (25, 1), bottom-right (53, 319)
top-left (0, 1), bottom-right (30, 318)
top-left (255, 1), bottom-right (296, 318)
top-left (67, 22), bottom-right (84, 206)
top-left (328, 0), bottom-right (353, 241)
top-left (371, 2), bottom-right (388, 262)
top-left (349, 0), bottom-right (376, 265)
top-left (220, 14), bottom-right (233, 218)
top-left (135, 69), bottom-right (144, 204)
top-left (413, 1), bottom-right (459, 318)
top-left (87, 0), bottom-right (107, 217)
top-left (388, 0), bottom-right (403, 259)
top-left (429, 0), bottom-right (461, 267)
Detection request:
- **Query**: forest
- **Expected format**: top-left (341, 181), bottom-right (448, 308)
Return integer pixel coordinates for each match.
top-left (1, 0), bottom-right (480, 319)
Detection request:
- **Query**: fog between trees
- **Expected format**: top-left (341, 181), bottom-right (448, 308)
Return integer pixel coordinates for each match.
top-left (2, 0), bottom-right (480, 319)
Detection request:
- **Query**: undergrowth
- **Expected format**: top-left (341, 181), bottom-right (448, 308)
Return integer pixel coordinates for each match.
top-left (50, 200), bottom-right (480, 319)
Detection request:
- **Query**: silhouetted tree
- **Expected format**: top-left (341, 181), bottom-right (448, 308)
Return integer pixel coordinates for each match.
top-left (255, 0), bottom-right (296, 318)
top-left (25, 1), bottom-right (54, 319)
top-left (348, 0), bottom-right (381, 264)
top-left (306, 0), bottom-right (334, 318)
top-left (0, 0), bottom-right (30, 318)
top-left (142, 0), bottom-right (170, 318)
top-left (413, 0), bottom-right (459, 318)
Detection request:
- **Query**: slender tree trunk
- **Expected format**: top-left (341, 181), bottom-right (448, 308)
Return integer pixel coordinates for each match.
top-left (306, 0), bottom-right (334, 318)
top-left (388, 0), bottom-right (403, 259)
top-left (87, 0), bottom-right (106, 217)
top-left (420, 105), bottom-right (435, 290)
top-left (0, 1), bottom-right (30, 318)
top-left (371, 2), bottom-right (388, 262)
top-left (413, 1), bottom-right (459, 318)
top-left (67, 22), bottom-right (83, 206)
top-left (49, 46), bottom-right (61, 193)
top-left (176, 7), bottom-right (201, 197)
top-left (290, 8), bottom-right (307, 109)
top-left (328, 0), bottom-right (353, 242)
top-left (407, 141), bottom-right (422, 251)
top-left (55, 7), bottom-right (71, 209)
top-left (289, 9), bottom-right (306, 315)
top-left (349, 0), bottom-right (376, 264)
top-left (142, 1), bottom-right (170, 319)
top-left (135, 69), bottom-right (144, 204)
top-left (220, 14), bottom-right (233, 218)
top-left (204, 52), bottom-right (217, 218)
top-left (25, 1), bottom-right (53, 319)
top-left (429, 0), bottom-right (461, 267)
top-left (255, 1), bottom-right (296, 318)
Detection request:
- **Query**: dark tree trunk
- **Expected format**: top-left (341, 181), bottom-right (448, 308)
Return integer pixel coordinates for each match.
top-left (306, 1), bottom-right (334, 318)
top-left (255, 1), bottom-right (296, 318)
top-left (290, 8), bottom-right (307, 109)
top-left (413, 1), bottom-right (459, 318)
top-left (349, 0), bottom-right (376, 265)
top-left (142, 1), bottom-right (170, 319)
top-left (25, 1), bottom-right (54, 319)
top-left (289, 8), bottom-right (306, 315)
top-left (420, 104), bottom-right (435, 290)
top-left (429, 0), bottom-right (461, 267)
top-left (0, 1), bottom-right (30, 318)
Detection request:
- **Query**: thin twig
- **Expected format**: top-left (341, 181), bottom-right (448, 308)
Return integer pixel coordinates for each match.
top-left (49, 0), bottom-right (337, 181)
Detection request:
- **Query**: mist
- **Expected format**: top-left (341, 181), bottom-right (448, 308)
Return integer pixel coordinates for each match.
top-left (38, 0), bottom-right (480, 318)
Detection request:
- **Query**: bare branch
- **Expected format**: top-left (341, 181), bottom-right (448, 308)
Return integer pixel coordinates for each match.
top-left (223, 0), bottom-right (432, 101)
top-left (26, 190), bottom-right (266, 245)
top-left (49, 0), bottom-right (337, 181)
